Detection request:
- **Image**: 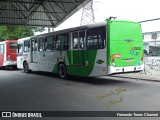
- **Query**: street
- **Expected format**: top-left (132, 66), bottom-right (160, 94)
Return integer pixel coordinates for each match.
top-left (0, 69), bottom-right (160, 120)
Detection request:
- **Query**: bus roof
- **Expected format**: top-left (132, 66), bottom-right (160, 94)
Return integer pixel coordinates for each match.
top-left (37, 22), bottom-right (106, 37)
top-left (18, 37), bottom-right (33, 42)
top-left (0, 40), bottom-right (17, 44)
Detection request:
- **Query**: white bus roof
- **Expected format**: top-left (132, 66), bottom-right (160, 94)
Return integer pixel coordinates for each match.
top-left (37, 22), bottom-right (106, 37)
top-left (0, 41), bottom-right (5, 44)
top-left (17, 37), bottom-right (33, 42)
top-left (17, 22), bottom-right (106, 40)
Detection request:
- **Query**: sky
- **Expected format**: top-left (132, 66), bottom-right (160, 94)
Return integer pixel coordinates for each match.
top-left (37, 0), bottom-right (160, 34)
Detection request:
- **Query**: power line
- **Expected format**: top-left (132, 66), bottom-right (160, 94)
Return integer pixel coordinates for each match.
top-left (139, 18), bottom-right (160, 23)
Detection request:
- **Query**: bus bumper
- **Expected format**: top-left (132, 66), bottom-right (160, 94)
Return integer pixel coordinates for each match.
top-left (3, 61), bottom-right (17, 67)
top-left (108, 64), bottom-right (144, 75)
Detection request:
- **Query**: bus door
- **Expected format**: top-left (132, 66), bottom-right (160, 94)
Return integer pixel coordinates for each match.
top-left (31, 38), bottom-right (38, 63)
top-left (37, 37), bottom-right (46, 66)
top-left (71, 31), bottom-right (85, 65)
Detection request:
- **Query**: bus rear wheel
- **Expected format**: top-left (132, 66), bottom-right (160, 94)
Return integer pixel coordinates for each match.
top-left (23, 62), bottom-right (31, 73)
top-left (58, 63), bottom-right (67, 79)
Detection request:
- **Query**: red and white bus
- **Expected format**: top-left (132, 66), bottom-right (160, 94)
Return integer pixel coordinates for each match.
top-left (0, 40), bottom-right (17, 69)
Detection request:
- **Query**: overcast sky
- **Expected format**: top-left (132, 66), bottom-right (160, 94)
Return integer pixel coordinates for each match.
top-left (56, 0), bottom-right (160, 33)
top-left (40, 0), bottom-right (160, 34)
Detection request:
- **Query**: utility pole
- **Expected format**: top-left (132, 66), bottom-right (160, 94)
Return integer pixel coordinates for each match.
top-left (48, 27), bottom-right (54, 32)
top-left (80, 0), bottom-right (95, 26)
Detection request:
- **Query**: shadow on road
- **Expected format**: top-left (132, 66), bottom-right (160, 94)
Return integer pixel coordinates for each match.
top-left (29, 71), bottom-right (128, 85)
top-left (0, 67), bottom-right (20, 71)
top-left (68, 76), bottom-right (128, 85)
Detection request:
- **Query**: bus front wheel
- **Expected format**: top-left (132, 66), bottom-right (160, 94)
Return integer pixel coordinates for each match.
top-left (58, 63), bottom-right (67, 79)
top-left (24, 62), bottom-right (31, 73)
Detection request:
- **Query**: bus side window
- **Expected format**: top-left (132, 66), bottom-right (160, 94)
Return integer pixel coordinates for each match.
top-left (86, 28), bottom-right (98, 49)
top-left (72, 32), bottom-right (78, 49)
top-left (0, 44), bottom-right (4, 54)
top-left (86, 27), bottom-right (106, 50)
top-left (24, 40), bottom-right (30, 52)
top-left (35, 39), bottom-right (37, 51)
top-left (17, 44), bottom-right (23, 53)
top-left (38, 37), bottom-right (45, 52)
top-left (98, 27), bottom-right (106, 49)
top-left (56, 33), bottom-right (69, 51)
top-left (45, 36), bottom-right (54, 51)
top-left (79, 31), bottom-right (85, 49)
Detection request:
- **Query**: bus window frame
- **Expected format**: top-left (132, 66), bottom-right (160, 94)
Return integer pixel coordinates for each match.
top-left (38, 37), bottom-right (45, 52)
top-left (45, 35), bottom-right (55, 52)
top-left (0, 44), bottom-right (5, 54)
top-left (23, 40), bottom-right (30, 53)
top-left (72, 30), bottom-right (86, 50)
top-left (86, 26), bottom-right (106, 50)
top-left (17, 43), bottom-right (23, 54)
top-left (55, 33), bottom-right (69, 51)
top-left (72, 32), bottom-right (79, 50)
top-left (79, 30), bottom-right (85, 50)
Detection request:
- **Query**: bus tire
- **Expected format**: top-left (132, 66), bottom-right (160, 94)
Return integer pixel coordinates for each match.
top-left (23, 62), bottom-right (31, 73)
top-left (58, 63), bottom-right (67, 79)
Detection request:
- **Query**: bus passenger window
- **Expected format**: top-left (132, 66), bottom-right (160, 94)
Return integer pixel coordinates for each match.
top-left (0, 44), bottom-right (4, 54)
top-left (24, 41), bottom-right (30, 52)
top-left (17, 44), bottom-right (23, 53)
top-left (72, 32), bottom-right (78, 49)
top-left (56, 33), bottom-right (69, 51)
top-left (31, 38), bottom-right (37, 51)
top-left (45, 36), bottom-right (54, 51)
top-left (98, 26), bottom-right (106, 49)
top-left (35, 39), bottom-right (37, 51)
top-left (38, 37), bottom-right (45, 52)
top-left (79, 31), bottom-right (85, 49)
top-left (86, 27), bottom-right (106, 50)
top-left (87, 28), bottom-right (98, 49)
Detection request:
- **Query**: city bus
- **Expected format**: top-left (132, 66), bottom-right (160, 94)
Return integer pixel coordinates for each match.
top-left (17, 18), bottom-right (144, 78)
top-left (0, 40), bottom-right (17, 69)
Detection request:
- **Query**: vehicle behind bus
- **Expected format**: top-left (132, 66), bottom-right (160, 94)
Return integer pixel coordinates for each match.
top-left (0, 40), bottom-right (17, 69)
top-left (17, 18), bottom-right (144, 78)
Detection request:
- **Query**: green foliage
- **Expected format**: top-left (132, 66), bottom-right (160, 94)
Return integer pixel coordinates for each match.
top-left (0, 26), bottom-right (45, 41)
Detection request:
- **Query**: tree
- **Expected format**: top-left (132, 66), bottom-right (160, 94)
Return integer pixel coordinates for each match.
top-left (0, 26), bottom-right (45, 41)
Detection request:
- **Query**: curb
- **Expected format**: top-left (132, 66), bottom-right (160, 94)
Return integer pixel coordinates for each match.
top-left (112, 75), bottom-right (160, 82)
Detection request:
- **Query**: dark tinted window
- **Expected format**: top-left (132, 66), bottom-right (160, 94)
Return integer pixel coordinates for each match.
top-left (45, 36), bottom-right (55, 51)
top-left (38, 37), bottom-right (45, 52)
top-left (9, 42), bottom-right (17, 53)
top-left (147, 46), bottom-right (160, 56)
top-left (56, 33), bottom-right (69, 51)
top-left (86, 26), bottom-right (106, 49)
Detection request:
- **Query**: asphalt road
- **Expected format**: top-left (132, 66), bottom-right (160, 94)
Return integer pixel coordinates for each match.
top-left (0, 69), bottom-right (160, 120)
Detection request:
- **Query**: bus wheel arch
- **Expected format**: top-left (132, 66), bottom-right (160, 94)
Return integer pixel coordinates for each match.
top-left (23, 61), bottom-right (31, 73)
top-left (58, 62), bottom-right (67, 79)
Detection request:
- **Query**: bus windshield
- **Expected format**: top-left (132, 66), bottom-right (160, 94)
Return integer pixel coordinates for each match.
top-left (9, 42), bottom-right (17, 53)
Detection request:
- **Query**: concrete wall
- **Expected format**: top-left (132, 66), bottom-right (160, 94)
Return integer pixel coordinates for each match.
top-left (144, 56), bottom-right (160, 75)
